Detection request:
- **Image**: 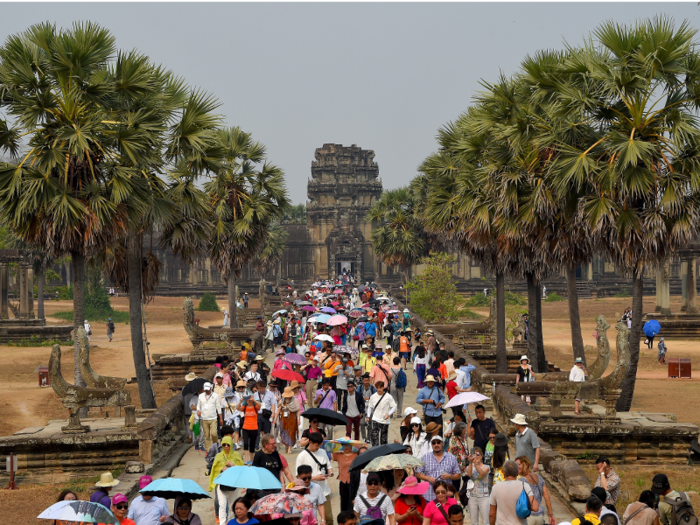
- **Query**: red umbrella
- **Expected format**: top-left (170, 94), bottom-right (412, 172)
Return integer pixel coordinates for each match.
top-left (271, 369), bottom-right (306, 383)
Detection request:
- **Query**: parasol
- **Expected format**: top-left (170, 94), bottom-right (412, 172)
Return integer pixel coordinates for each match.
top-left (362, 454), bottom-right (424, 473)
top-left (302, 408), bottom-right (348, 426)
top-left (250, 492), bottom-right (315, 515)
top-left (326, 315), bottom-right (348, 326)
top-left (181, 377), bottom-right (207, 397)
top-left (643, 319), bottom-right (661, 338)
top-left (214, 466), bottom-right (283, 490)
top-left (324, 438), bottom-right (366, 454)
top-left (282, 354), bottom-right (307, 366)
top-left (38, 501), bottom-right (118, 524)
top-left (321, 307), bottom-right (337, 314)
top-left (272, 369), bottom-right (306, 383)
top-left (333, 345), bottom-right (359, 358)
top-left (302, 305), bottom-right (316, 312)
top-left (140, 478), bottom-right (211, 500)
top-left (444, 391), bottom-right (490, 409)
top-left (272, 309), bottom-right (288, 318)
top-left (348, 309), bottom-right (365, 318)
top-left (350, 442), bottom-right (407, 471)
top-left (314, 334), bottom-right (334, 342)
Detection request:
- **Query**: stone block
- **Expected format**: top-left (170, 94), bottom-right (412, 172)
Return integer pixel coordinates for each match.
top-left (125, 461), bottom-right (144, 473)
top-left (550, 459), bottom-right (591, 501)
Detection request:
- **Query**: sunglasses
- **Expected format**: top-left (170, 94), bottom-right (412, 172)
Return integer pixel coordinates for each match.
top-left (311, 421), bottom-right (319, 425)
top-left (115, 504), bottom-right (128, 510)
top-left (222, 444), bottom-right (231, 448)
top-left (299, 476), bottom-right (311, 481)
top-left (178, 506), bottom-right (192, 511)
top-left (367, 480), bottom-right (380, 486)
top-left (411, 424), bottom-right (419, 427)
top-left (431, 441), bottom-right (442, 445)
top-left (435, 490), bottom-right (447, 495)
top-left (288, 518), bottom-right (301, 523)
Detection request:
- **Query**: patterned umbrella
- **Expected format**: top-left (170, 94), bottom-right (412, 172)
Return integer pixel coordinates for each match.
top-left (301, 306), bottom-right (316, 311)
top-left (333, 345), bottom-right (358, 359)
top-left (348, 309), bottom-right (365, 318)
top-left (282, 354), bottom-right (307, 366)
top-left (362, 454), bottom-right (425, 473)
top-left (250, 492), bottom-right (315, 515)
top-left (38, 501), bottom-right (118, 524)
top-left (323, 438), bottom-right (366, 454)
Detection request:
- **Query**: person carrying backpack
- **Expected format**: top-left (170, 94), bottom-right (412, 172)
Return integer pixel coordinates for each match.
top-left (653, 473), bottom-right (698, 525)
top-left (353, 472), bottom-right (396, 525)
top-left (390, 357), bottom-right (407, 418)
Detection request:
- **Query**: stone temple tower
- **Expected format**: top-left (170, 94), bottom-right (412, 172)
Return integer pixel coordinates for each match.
top-left (307, 144), bottom-right (383, 280)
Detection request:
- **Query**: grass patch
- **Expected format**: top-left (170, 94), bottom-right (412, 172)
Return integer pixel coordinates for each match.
top-left (459, 308), bottom-right (483, 320)
top-left (465, 294), bottom-right (490, 307)
top-left (197, 291), bottom-right (220, 312)
top-left (545, 291), bottom-right (566, 302)
top-left (52, 309), bottom-right (130, 324)
top-left (6, 337), bottom-right (73, 347)
top-left (614, 286), bottom-right (631, 298)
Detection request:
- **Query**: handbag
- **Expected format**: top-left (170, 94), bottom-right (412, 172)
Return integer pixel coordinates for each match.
top-left (515, 480), bottom-right (532, 519)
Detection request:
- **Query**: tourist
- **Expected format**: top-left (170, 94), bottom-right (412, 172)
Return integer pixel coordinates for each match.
top-left (332, 441), bottom-right (359, 512)
top-left (296, 433), bottom-right (334, 525)
top-left (569, 357), bottom-right (588, 415)
top-left (515, 356), bottom-right (533, 404)
top-left (315, 378), bottom-right (338, 437)
top-left (394, 476), bottom-right (428, 525)
top-left (264, 321), bottom-right (274, 352)
top-left (298, 465), bottom-right (329, 525)
top-left (128, 476), bottom-right (170, 525)
top-left (336, 357), bottom-right (354, 408)
top-left (224, 309), bottom-right (229, 327)
top-left (455, 359), bottom-right (476, 396)
top-left (244, 363), bottom-right (262, 383)
top-left (304, 357), bottom-right (323, 406)
top-left (323, 351), bottom-right (342, 390)
top-left (353, 472), bottom-right (395, 525)
top-left (594, 456), bottom-right (620, 506)
top-left (254, 380), bottom-right (277, 439)
top-left (398, 331), bottom-right (411, 370)
top-left (107, 317), bottom-right (115, 343)
top-left (361, 345), bottom-right (376, 374)
top-left (651, 473), bottom-right (688, 525)
top-left (300, 416), bottom-right (327, 446)
top-left (446, 505), bottom-right (465, 525)
top-left (106, 493), bottom-right (136, 525)
top-left (417, 375), bottom-right (445, 435)
top-left (343, 381), bottom-right (365, 440)
top-left (488, 461), bottom-right (538, 525)
top-left (446, 422), bottom-right (469, 490)
top-left (163, 496), bottom-right (202, 525)
top-left (512, 414), bottom-right (540, 472)
top-left (426, 330), bottom-right (437, 355)
top-left (468, 405), bottom-right (496, 452)
top-left (465, 447), bottom-right (490, 525)
top-left (414, 344), bottom-right (429, 388)
top-left (91, 471), bottom-right (119, 508)
top-left (290, 380), bottom-right (308, 444)
top-left (657, 338), bottom-right (668, 365)
top-left (622, 491), bottom-right (659, 525)
top-left (236, 393), bottom-right (261, 464)
top-left (84, 319), bottom-right (92, 341)
top-left (390, 357), bottom-right (406, 417)
top-left (284, 479), bottom-right (323, 525)
top-left (366, 380), bottom-right (397, 446)
top-left (571, 496), bottom-right (603, 525)
top-left (491, 433), bottom-right (510, 486)
top-left (252, 434), bottom-right (286, 491)
top-left (182, 373), bottom-right (198, 444)
top-left (422, 480), bottom-right (459, 525)
top-left (228, 497), bottom-right (258, 525)
top-left (206, 424), bottom-right (235, 473)
top-left (516, 456), bottom-right (555, 525)
top-left (338, 511), bottom-right (358, 525)
top-left (197, 382), bottom-right (223, 452)
top-left (57, 489), bottom-right (78, 501)
top-left (484, 427), bottom-right (497, 467)
top-left (591, 488), bottom-right (620, 523)
top-left (404, 417), bottom-right (427, 458)
top-left (243, 293), bottom-right (249, 308)
top-left (278, 387), bottom-right (300, 452)
top-left (400, 407), bottom-right (419, 442)
top-left (416, 434), bottom-right (461, 501)
top-left (214, 372), bottom-right (227, 400)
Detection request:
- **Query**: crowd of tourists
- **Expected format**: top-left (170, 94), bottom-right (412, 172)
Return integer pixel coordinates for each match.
top-left (59, 279), bottom-right (694, 525)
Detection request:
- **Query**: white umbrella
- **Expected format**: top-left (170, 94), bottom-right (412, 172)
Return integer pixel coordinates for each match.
top-left (38, 501), bottom-right (118, 524)
top-left (444, 391), bottom-right (490, 409)
top-left (314, 334), bottom-right (334, 342)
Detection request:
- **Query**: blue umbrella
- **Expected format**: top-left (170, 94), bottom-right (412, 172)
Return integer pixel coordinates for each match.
top-left (643, 320), bottom-right (661, 338)
top-left (140, 477), bottom-right (211, 500)
top-left (214, 466), bottom-right (283, 490)
top-left (308, 314), bottom-right (331, 324)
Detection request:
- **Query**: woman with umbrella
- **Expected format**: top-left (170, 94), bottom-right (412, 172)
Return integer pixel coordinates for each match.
top-left (164, 495), bottom-right (203, 525)
top-left (299, 415), bottom-right (326, 447)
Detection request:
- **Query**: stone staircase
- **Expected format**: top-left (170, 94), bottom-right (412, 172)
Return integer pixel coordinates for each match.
top-left (576, 281), bottom-right (592, 299)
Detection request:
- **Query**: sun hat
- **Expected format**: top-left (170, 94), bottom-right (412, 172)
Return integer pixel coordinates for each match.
top-left (397, 476), bottom-right (429, 495)
top-left (276, 349), bottom-right (285, 355)
top-left (354, 365), bottom-right (362, 371)
top-left (425, 375), bottom-right (436, 383)
top-left (290, 380), bottom-right (301, 389)
top-left (410, 416), bottom-right (422, 425)
top-left (255, 355), bottom-right (264, 361)
top-left (520, 355), bottom-right (529, 362)
top-left (447, 371), bottom-right (457, 381)
top-left (237, 362), bottom-right (247, 369)
top-left (112, 493), bottom-right (128, 505)
top-left (236, 380), bottom-right (247, 388)
top-left (494, 432), bottom-right (509, 447)
top-left (203, 382), bottom-right (212, 391)
top-left (138, 475), bottom-right (153, 489)
top-left (511, 413), bottom-right (528, 425)
top-left (403, 407), bottom-right (418, 417)
top-left (425, 422), bottom-right (442, 434)
top-left (184, 372), bottom-right (197, 381)
top-left (95, 472), bottom-right (120, 487)
top-left (403, 308), bottom-right (409, 313)
top-left (575, 357), bottom-right (583, 363)
top-left (224, 387), bottom-right (235, 398)
top-left (282, 386), bottom-right (295, 398)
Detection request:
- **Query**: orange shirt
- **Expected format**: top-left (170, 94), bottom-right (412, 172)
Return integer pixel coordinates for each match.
top-left (439, 363), bottom-right (448, 380)
top-left (243, 404), bottom-right (259, 430)
top-left (324, 360), bottom-right (341, 377)
top-left (399, 336), bottom-right (409, 353)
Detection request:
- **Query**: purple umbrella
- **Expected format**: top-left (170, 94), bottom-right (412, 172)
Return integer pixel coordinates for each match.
top-left (302, 305), bottom-right (316, 311)
top-left (282, 353), bottom-right (307, 366)
top-left (321, 307), bottom-right (337, 314)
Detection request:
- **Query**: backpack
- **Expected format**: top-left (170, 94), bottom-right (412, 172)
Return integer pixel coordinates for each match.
top-left (396, 369), bottom-right (407, 389)
top-left (360, 494), bottom-right (387, 520)
top-left (515, 480), bottom-right (532, 519)
top-left (665, 492), bottom-right (697, 525)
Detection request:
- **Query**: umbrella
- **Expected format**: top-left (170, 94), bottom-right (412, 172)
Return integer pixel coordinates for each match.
top-left (310, 314), bottom-right (331, 324)
top-left (324, 438), bottom-right (366, 454)
top-left (321, 307), bottom-right (337, 314)
top-left (250, 492), bottom-right (315, 515)
top-left (314, 334), bottom-right (334, 342)
top-left (272, 369), bottom-right (306, 383)
top-left (214, 466), bottom-right (283, 490)
top-left (362, 454), bottom-right (425, 473)
top-left (38, 501), bottom-right (118, 524)
top-left (272, 309), bottom-right (288, 318)
top-left (357, 285), bottom-right (366, 292)
top-left (333, 345), bottom-right (358, 359)
top-left (444, 391), bottom-right (491, 409)
top-left (643, 319), bottom-right (661, 338)
top-left (362, 308), bottom-right (376, 314)
top-left (140, 478), bottom-right (211, 500)
top-left (282, 354), bottom-right (307, 366)
top-left (302, 306), bottom-right (316, 312)
top-left (302, 408), bottom-right (348, 426)
top-left (374, 297), bottom-right (390, 303)
top-left (350, 443), bottom-right (407, 471)
top-left (348, 309), bottom-right (364, 318)
top-left (361, 303), bottom-right (371, 308)
top-left (330, 301), bottom-right (340, 306)
top-left (182, 377), bottom-right (207, 397)
top-left (327, 315), bottom-right (348, 326)
top-left (387, 309), bottom-right (400, 314)
top-left (356, 316), bottom-right (369, 322)
top-left (333, 289), bottom-right (344, 294)
top-left (297, 301), bottom-right (313, 306)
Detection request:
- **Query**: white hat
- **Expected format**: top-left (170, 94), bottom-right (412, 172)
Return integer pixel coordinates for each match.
top-left (425, 375), bottom-right (437, 383)
top-left (510, 413), bottom-right (528, 425)
top-left (184, 372), bottom-right (197, 381)
top-left (404, 407), bottom-right (418, 417)
top-left (403, 308), bottom-right (409, 313)
top-left (95, 471), bottom-right (120, 487)
top-left (203, 382), bottom-right (212, 390)
top-left (215, 372), bottom-right (223, 378)
top-left (410, 416), bottom-right (422, 425)
top-left (520, 355), bottom-right (529, 362)
top-left (429, 434), bottom-right (444, 443)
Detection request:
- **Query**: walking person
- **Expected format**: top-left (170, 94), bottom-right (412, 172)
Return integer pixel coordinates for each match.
top-left (353, 472), bottom-right (396, 525)
top-left (466, 447), bottom-right (491, 525)
top-left (335, 357), bottom-right (354, 409)
top-left (278, 387), bottom-right (300, 453)
top-left (622, 491), bottom-right (660, 525)
top-left (657, 338), bottom-right (668, 365)
top-left (343, 381), bottom-right (365, 441)
top-left (128, 475), bottom-right (171, 525)
top-left (404, 417), bottom-right (428, 458)
top-left (489, 461), bottom-right (538, 525)
top-left (366, 380), bottom-right (397, 446)
top-left (91, 472), bottom-right (119, 509)
top-left (315, 378), bottom-right (338, 438)
top-left (569, 357), bottom-right (588, 415)
top-left (236, 394), bottom-right (261, 464)
top-left (516, 456), bottom-right (556, 525)
top-left (106, 318), bottom-right (115, 342)
top-left (515, 356), bottom-right (534, 405)
top-left (512, 414), bottom-right (540, 472)
top-left (390, 357), bottom-right (406, 418)
top-left (422, 480), bottom-right (459, 525)
top-left (296, 433), bottom-right (334, 525)
top-left (358, 374), bottom-right (376, 442)
top-left (332, 441), bottom-right (359, 512)
top-left (415, 435), bottom-right (461, 502)
top-left (84, 319), bottom-right (92, 342)
top-left (417, 375), bottom-right (445, 436)
top-left (197, 382), bottom-right (223, 452)
top-left (291, 381), bottom-right (307, 446)
top-left (394, 477), bottom-right (428, 525)
top-left (414, 345), bottom-right (429, 388)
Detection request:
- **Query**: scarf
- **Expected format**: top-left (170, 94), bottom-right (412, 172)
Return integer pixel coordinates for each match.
top-left (208, 436), bottom-right (244, 491)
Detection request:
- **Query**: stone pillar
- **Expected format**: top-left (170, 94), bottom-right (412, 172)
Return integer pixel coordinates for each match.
top-left (688, 258), bottom-right (698, 314)
top-left (660, 260), bottom-right (671, 315)
top-left (655, 267), bottom-right (662, 312)
top-left (27, 267), bottom-right (34, 319)
top-left (19, 265), bottom-right (29, 319)
top-left (681, 259), bottom-right (689, 311)
top-left (587, 262), bottom-right (593, 281)
top-left (0, 264), bottom-right (8, 319)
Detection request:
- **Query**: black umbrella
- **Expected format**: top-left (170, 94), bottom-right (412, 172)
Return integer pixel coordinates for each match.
top-left (357, 285), bottom-right (366, 293)
top-left (368, 299), bottom-right (380, 305)
top-left (302, 408), bottom-right (348, 426)
top-left (349, 443), bottom-right (407, 471)
top-left (356, 316), bottom-right (369, 322)
top-left (181, 378), bottom-right (207, 397)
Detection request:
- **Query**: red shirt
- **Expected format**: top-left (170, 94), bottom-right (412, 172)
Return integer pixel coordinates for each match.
top-left (394, 496), bottom-right (426, 525)
top-left (446, 380), bottom-right (458, 400)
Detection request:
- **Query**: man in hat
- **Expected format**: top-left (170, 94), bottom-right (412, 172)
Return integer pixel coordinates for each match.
top-left (512, 413), bottom-right (540, 472)
top-left (127, 475), bottom-right (170, 525)
top-left (515, 355), bottom-right (534, 405)
top-left (415, 434), bottom-right (461, 501)
top-left (243, 292), bottom-right (249, 308)
top-left (416, 375), bottom-right (445, 435)
top-left (335, 356), bottom-right (353, 408)
top-left (361, 344), bottom-right (376, 374)
top-left (569, 357), bottom-right (588, 415)
top-left (254, 380), bottom-right (277, 439)
top-left (213, 371), bottom-right (227, 400)
top-left (197, 382), bottom-right (223, 451)
top-left (652, 473), bottom-right (688, 525)
top-left (353, 472), bottom-right (396, 524)
top-left (265, 320), bottom-right (275, 353)
top-left (359, 373), bottom-right (376, 442)
top-left (419, 421), bottom-right (442, 457)
top-left (315, 378), bottom-right (338, 437)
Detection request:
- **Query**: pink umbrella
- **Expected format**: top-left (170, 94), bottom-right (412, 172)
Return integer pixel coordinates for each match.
top-left (327, 314), bottom-right (348, 326)
top-left (348, 309), bottom-right (364, 318)
top-left (301, 305), bottom-right (316, 311)
top-left (333, 289), bottom-right (344, 294)
top-left (330, 301), bottom-right (340, 306)
top-left (362, 307), bottom-right (376, 313)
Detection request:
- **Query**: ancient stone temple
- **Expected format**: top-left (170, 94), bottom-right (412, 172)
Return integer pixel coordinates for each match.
top-left (281, 144), bottom-right (382, 281)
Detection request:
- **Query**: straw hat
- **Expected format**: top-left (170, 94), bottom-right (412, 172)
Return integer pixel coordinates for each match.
top-left (425, 374), bottom-right (437, 383)
top-left (255, 355), bottom-right (264, 361)
top-left (184, 372), bottom-right (197, 382)
top-left (237, 361), bottom-right (247, 369)
top-left (282, 386), bottom-right (295, 398)
top-left (236, 380), bottom-right (247, 388)
top-left (511, 413), bottom-right (528, 426)
top-left (425, 422), bottom-right (442, 434)
top-left (95, 472), bottom-right (120, 487)
top-left (447, 371), bottom-right (457, 381)
top-left (290, 380), bottom-right (301, 389)
top-left (397, 476), bottom-right (429, 495)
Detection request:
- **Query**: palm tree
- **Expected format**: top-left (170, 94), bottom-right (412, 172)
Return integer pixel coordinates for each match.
top-left (206, 127), bottom-right (290, 328)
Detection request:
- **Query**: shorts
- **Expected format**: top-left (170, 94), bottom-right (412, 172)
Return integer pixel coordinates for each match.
top-left (399, 352), bottom-right (410, 359)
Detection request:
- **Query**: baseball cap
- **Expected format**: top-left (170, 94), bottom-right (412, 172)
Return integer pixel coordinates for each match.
top-left (430, 435), bottom-right (444, 443)
top-left (203, 382), bottom-right (212, 390)
top-left (410, 417), bottom-right (422, 425)
top-left (112, 493), bottom-right (128, 505)
top-left (575, 357), bottom-right (583, 363)
top-left (138, 475), bottom-right (153, 489)
top-left (651, 474), bottom-right (670, 494)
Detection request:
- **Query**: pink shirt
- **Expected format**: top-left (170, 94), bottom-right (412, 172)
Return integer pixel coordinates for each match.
top-left (424, 498), bottom-right (459, 525)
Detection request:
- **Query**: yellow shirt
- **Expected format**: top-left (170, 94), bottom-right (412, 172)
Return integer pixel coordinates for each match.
top-left (363, 356), bottom-right (376, 374)
top-left (572, 515), bottom-right (601, 525)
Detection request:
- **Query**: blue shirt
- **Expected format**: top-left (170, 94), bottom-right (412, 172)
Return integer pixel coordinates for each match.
top-left (127, 495), bottom-right (170, 525)
top-left (416, 385), bottom-right (445, 417)
top-left (227, 519), bottom-right (259, 525)
top-left (460, 364), bottom-right (476, 389)
top-left (416, 451), bottom-right (461, 501)
top-left (365, 322), bottom-right (377, 337)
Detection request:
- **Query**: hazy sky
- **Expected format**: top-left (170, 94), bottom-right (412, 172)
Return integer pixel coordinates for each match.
top-left (1, 3), bottom-right (698, 203)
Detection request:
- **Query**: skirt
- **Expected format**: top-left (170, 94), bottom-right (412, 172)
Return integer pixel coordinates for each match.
top-left (281, 411), bottom-right (299, 447)
top-left (416, 364), bottom-right (426, 388)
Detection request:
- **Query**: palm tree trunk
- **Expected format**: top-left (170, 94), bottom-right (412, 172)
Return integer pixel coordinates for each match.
top-left (535, 285), bottom-right (546, 373)
top-left (228, 269), bottom-right (238, 328)
top-left (37, 270), bottom-right (45, 319)
top-left (616, 275), bottom-right (643, 412)
top-left (71, 250), bottom-right (86, 389)
top-left (127, 233), bottom-right (157, 409)
top-left (496, 270), bottom-right (508, 373)
top-left (526, 273), bottom-right (540, 372)
top-left (567, 265), bottom-right (586, 365)
top-left (259, 276), bottom-right (266, 314)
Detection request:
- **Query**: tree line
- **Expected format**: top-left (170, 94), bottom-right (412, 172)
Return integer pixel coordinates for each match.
top-left (369, 16), bottom-right (700, 411)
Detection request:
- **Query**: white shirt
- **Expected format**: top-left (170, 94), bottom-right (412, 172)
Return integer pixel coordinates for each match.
top-left (244, 371), bottom-right (262, 383)
top-left (403, 432), bottom-right (427, 458)
top-left (295, 447), bottom-right (332, 496)
top-left (454, 369), bottom-right (467, 389)
top-left (569, 365), bottom-right (586, 382)
top-left (304, 481), bottom-right (327, 506)
top-left (353, 491), bottom-right (395, 518)
top-left (366, 391), bottom-right (397, 424)
top-left (197, 391), bottom-right (221, 420)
